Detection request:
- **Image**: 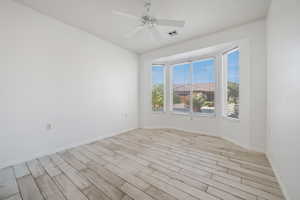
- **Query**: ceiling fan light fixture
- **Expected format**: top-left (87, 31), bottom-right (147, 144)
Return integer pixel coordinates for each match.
top-left (112, 0), bottom-right (185, 39)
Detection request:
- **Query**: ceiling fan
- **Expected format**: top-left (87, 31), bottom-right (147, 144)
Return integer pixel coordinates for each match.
top-left (112, 0), bottom-right (186, 40)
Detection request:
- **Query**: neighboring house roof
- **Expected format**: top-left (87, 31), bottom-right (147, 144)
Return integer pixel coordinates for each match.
top-left (173, 83), bottom-right (215, 92)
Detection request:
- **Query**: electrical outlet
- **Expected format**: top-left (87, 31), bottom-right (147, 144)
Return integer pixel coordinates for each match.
top-left (46, 123), bottom-right (53, 131)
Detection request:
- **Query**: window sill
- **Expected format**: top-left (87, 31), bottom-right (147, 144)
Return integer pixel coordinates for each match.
top-left (152, 111), bottom-right (166, 115)
top-left (171, 111), bottom-right (216, 118)
top-left (192, 113), bottom-right (216, 118)
top-left (171, 111), bottom-right (189, 116)
top-left (222, 115), bottom-right (240, 122)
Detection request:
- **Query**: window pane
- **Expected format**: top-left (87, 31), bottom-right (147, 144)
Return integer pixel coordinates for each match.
top-left (192, 59), bottom-right (215, 114)
top-left (172, 63), bottom-right (191, 113)
top-left (152, 66), bottom-right (164, 112)
top-left (226, 50), bottom-right (240, 118)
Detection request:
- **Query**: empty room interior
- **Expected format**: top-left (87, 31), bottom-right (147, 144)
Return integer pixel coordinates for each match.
top-left (1, 0), bottom-right (300, 200)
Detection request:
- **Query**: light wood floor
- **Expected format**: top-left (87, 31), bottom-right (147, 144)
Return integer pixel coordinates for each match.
top-left (0, 129), bottom-right (284, 200)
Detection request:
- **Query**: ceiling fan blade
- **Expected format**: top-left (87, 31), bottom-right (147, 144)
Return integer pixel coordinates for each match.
top-left (112, 10), bottom-right (140, 20)
top-left (124, 26), bottom-right (145, 38)
top-left (156, 19), bottom-right (185, 27)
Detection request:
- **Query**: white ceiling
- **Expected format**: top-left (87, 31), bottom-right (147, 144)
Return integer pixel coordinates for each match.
top-left (14, 0), bottom-right (271, 54)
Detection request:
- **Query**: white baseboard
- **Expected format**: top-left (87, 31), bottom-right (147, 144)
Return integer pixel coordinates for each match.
top-left (143, 126), bottom-right (264, 152)
top-left (267, 152), bottom-right (291, 200)
top-left (221, 136), bottom-right (251, 151)
top-left (143, 126), bottom-right (219, 137)
top-left (0, 127), bottom-right (137, 170)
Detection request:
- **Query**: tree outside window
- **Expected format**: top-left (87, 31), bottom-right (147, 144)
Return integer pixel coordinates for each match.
top-left (152, 66), bottom-right (165, 112)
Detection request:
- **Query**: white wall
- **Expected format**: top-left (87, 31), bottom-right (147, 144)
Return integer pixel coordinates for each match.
top-left (267, 0), bottom-right (300, 199)
top-left (0, 0), bottom-right (139, 169)
top-left (140, 20), bottom-right (267, 152)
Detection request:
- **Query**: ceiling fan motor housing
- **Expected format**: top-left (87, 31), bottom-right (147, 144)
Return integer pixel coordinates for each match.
top-left (141, 15), bottom-right (157, 27)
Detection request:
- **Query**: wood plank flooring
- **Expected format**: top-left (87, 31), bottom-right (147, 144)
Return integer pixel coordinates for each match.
top-left (0, 129), bottom-right (285, 200)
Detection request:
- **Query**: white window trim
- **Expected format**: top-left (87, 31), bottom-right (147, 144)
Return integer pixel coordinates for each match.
top-left (151, 64), bottom-right (167, 113)
top-left (222, 47), bottom-right (240, 120)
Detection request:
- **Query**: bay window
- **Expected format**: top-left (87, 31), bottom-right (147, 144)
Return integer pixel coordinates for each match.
top-left (151, 46), bottom-right (240, 120)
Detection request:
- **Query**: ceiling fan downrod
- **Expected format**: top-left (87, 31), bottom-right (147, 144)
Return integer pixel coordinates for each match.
top-left (144, 0), bottom-right (151, 14)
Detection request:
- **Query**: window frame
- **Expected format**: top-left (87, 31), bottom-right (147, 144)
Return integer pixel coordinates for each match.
top-left (151, 64), bottom-right (166, 113)
top-left (222, 47), bottom-right (240, 120)
top-left (169, 56), bottom-right (217, 117)
top-left (191, 57), bottom-right (217, 117)
top-left (170, 62), bottom-right (192, 115)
